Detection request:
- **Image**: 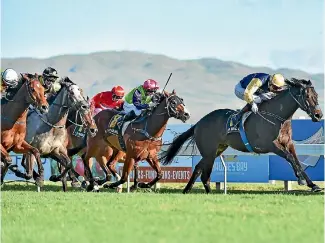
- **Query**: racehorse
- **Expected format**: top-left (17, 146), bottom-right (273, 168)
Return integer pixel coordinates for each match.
top-left (160, 78), bottom-right (323, 193)
top-left (72, 90), bottom-right (190, 191)
top-left (66, 120), bottom-right (126, 190)
top-left (1, 73), bottom-right (49, 184)
top-left (10, 78), bottom-right (97, 191)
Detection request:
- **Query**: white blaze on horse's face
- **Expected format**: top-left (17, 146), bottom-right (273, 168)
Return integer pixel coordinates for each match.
top-left (69, 84), bottom-right (85, 102)
top-left (183, 105), bottom-right (190, 117)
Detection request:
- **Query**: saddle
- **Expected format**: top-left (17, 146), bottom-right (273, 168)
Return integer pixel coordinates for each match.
top-left (226, 110), bottom-right (255, 152)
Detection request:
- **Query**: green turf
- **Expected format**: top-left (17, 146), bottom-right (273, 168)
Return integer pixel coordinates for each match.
top-left (1, 182), bottom-right (324, 243)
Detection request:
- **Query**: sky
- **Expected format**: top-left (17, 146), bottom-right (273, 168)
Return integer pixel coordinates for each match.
top-left (1, 0), bottom-right (324, 73)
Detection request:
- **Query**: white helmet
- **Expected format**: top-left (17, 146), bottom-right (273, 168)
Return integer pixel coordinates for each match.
top-left (2, 68), bottom-right (19, 88)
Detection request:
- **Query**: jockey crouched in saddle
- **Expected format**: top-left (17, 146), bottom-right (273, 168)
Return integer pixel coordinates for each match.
top-left (1, 68), bottom-right (20, 99)
top-left (1, 67), bottom-right (61, 101)
top-left (121, 79), bottom-right (160, 123)
top-left (90, 86), bottom-right (125, 116)
top-left (233, 72), bottom-right (286, 126)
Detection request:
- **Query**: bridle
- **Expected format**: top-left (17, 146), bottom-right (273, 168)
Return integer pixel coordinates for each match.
top-left (35, 84), bottom-right (90, 129)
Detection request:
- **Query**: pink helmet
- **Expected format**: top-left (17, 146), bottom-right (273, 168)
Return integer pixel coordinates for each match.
top-left (143, 79), bottom-right (159, 91)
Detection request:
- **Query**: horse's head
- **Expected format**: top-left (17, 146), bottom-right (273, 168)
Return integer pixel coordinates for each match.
top-left (62, 78), bottom-right (98, 136)
top-left (23, 73), bottom-right (49, 114)
top-left (285, 78), bottom-right (323, 122)
top-left (160, 90), bottom-right (191, 123)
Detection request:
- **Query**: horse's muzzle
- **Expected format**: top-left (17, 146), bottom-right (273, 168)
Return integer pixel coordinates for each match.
top-left (181, 111), bottom-right (190, 122)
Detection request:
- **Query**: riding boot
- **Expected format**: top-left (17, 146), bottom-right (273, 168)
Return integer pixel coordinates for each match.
top-left (122, 110), bottom-right (137, 123)
top-left (234, 103), bottom-right (251, 127)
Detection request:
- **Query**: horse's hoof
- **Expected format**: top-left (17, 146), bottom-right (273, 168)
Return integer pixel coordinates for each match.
top-left (49, 175), bottom-right (59, 182)
top-left (71, 181), bottom-right (80, 188)
top-left (130, 185), bottom-right (137, 192)
top-left (81, 181), bottom-right (88, 190)
top-left (93, 184), bottom-right (100, 192)
top-left (311, 185), bottom-right (322, 192)
top-left (298, 178), bottom-right (307, 186)
top-left (138, 182), bottom-right (150, 188)
top-left (8, 164), bottom-right (18, 172)
top-left (86, 185), bottom-right (94, 192)
top-left (35, 178), bottom-right (44, 187)
top-left (182, 189), bottom-right (189, 194)
top-left (116, 186), bottom-right (123, 193)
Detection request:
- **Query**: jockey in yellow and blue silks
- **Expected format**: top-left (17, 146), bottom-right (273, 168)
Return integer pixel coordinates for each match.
top-left (233, 73), bottom-right (286, 125)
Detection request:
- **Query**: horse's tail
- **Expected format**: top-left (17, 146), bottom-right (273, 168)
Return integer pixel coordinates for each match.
top-left (160, 125), bottom-right (196, 165)
top-left (67, 134), bottom-right (87, 157)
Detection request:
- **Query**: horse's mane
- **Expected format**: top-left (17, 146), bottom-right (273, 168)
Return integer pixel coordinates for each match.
top-left (60, 77), bottom-right (76, 86)
top-left (285, 78), bottom-right (312, 88)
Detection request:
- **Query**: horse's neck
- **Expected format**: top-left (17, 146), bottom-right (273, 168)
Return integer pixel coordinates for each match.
top-left (146, 100), bottom-right (170, 138)
top-left (41, 90), bottom-right (69, 127)
top-left (261, 90), bottom-right (299, 120)
top-left (1, 83), bottom-right (30, 123)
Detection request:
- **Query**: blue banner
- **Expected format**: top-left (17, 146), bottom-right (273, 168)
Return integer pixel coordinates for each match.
top-left (269, 155), bottom-right (324, 181)
top-left (192, 155), bottom-right (269, 183)
top-left (5, 153), bottom-right (52, 181)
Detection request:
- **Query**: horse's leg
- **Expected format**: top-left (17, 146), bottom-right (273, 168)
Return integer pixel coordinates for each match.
top-left (183, 156), bottom-right (215, 194)
top-left (287, 142), bottom-right (321, 192)
top-left (83, 153), bottom-right (97, 192)
top-left (105, 155), bottom-right (123, 192)
top-left (48, 153), bottom-right (68, 192)
top-left (130, 163), bottom-right (139, 191)
top-left (108, 155), bottom-right (134, 189)
top-left (138, 156), bottom-right (163, 189)
top-left (272, 141), bottom-right (321, 192)
top-left (11, 141), bottom-right (41, 182)
top-left (200, 146), bottom-right (228, 194)
top-left (94, 155), bottom-right (110, 185)
top-left (0, 144), bottom-right (12, 184)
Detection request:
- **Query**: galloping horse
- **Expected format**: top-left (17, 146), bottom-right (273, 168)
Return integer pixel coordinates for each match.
top-left (74, 90), bottom-right (190, 191)
top-left (161, 78), bottom-right (323, 193)
top-left (1, 74), bottom-right (49, 184)
top-left (11, 78), bottom-right (97, 191)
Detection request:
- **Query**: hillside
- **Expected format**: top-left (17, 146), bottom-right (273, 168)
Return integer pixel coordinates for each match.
top-left (2, 51), bottom-right (324, 123)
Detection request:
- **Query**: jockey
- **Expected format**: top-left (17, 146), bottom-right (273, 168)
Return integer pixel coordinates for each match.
top-left (122, 79), bottom-right (159, 122)
top-left (40, 67), bottom-right (61, 95)
top-left (233, 73), bottom-right (286, 125)
top-left (1, 68), bottom-right (20, 96)
top-left (90, 85), bottom-right (125, 115)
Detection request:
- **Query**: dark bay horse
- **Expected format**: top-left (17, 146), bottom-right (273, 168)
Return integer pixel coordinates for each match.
top-left (161, 78), bottom-right (323, 193)
top-left (1, 74), bottom-right (49, 184)
top-left (74, 90), bottom-right (190, 191)
top-left (11, 78), bottom-right (97, 191)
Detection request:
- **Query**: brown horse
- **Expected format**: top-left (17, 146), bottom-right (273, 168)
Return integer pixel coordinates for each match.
top-left (1, 73), bottom-right (49, 184)
top-left (65, 106), bottom-right (127, 192)
top-left (79, 90), bottom-right (190, 191)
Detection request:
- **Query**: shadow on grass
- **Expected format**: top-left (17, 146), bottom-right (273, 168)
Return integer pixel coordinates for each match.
top-left (2, 181), bottom-right (323, 196)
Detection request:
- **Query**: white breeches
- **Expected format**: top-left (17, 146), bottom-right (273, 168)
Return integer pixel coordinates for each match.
top-left (123, 102), bottom-right (142, 116)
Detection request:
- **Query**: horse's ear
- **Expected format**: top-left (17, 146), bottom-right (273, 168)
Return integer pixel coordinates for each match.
top-left (22, 73), bottom-right (29, 80)
top-left (163, 90), bottom-right (169, 97)
top-left (285, 78), bottom-right (296, 86)
top-left (86, 96), bottom-right (90, 102)
top-left (172, 89), bottom-right (176, 94)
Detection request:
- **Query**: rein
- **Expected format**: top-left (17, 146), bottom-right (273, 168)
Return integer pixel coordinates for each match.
top-left (1, 80), bottom-right (39, 126)
top-left (131, 94), bottom-right (182, 140)
top-left (257, 86), bottom-right (309, 125)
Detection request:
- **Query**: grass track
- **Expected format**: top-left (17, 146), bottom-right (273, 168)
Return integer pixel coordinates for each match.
top-left (1, 182), bottom-right (324, 243)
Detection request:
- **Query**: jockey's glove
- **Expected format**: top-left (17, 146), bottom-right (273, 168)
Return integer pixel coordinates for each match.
top-left (251, 102), bottom-right (258, 114)
top-left (148, 102), bottom-right (156, 107)
top-left (260, 92), bottom-right (275, 101)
